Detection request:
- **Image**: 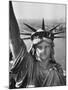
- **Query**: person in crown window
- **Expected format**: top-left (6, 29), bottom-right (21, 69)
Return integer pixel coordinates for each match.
top-left (9, 1), bottom-right (66, 89)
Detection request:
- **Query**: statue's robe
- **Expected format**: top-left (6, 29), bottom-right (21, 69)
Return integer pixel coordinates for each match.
top-left (9, 1), bottom-right (66, 89)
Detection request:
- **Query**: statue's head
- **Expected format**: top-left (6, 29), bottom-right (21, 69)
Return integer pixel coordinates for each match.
top-left (23, 18), bottom-right (64, 61)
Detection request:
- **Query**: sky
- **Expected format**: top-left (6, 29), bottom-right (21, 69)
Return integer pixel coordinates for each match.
top-left (12, 1), bottom-right (66, 21)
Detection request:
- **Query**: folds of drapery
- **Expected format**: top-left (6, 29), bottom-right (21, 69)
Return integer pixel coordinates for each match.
top-left (42, 63), bottom-right (66, 86)
top-left (42, 68), bottom-right (66, 86)
top-left (33, 61), bottom-right (66, 87)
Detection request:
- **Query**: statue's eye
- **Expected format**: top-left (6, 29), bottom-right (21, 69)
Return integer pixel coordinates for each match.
top-left (37, 46), bottom-right (42, 50)
top-left (45, 46), bottom-right (50, 49)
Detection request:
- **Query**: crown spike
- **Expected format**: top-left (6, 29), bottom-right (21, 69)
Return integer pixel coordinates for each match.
top-left (50, 24), bottom-right (61, 32)
top-left (20, 33), bottom-right (31, 35)
top-left (42, 18), bottom-right (45, 31)
top-left (54, 36), bottom-right (65, 38)
top-left (23, 23), bottom-right (37, 32)
top-left (53, 31), bottom-right (65, 35)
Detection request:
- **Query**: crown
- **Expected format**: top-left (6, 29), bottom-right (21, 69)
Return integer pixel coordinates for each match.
top-left (20, 19), bottom-right (65, 44)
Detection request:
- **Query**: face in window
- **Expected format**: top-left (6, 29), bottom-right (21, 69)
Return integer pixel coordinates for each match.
top-left (36, 41), bottom-right (51, 61)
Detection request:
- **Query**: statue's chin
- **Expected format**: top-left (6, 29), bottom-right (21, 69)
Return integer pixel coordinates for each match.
top-left (40, 56), bottom-right (49, 61)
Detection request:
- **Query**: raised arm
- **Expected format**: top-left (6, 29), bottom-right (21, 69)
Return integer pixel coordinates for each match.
top-left (9, 1), bottom-right (27, 72)
top-left (9, 1), bottom-right (27, 59)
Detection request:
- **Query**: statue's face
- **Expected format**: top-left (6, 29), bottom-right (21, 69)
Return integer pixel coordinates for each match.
top-left (36, 41), bottom-right (51, 61)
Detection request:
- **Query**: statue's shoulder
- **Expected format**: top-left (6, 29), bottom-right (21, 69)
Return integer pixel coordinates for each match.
top-left (47, 60), bottom-right (63, 74)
